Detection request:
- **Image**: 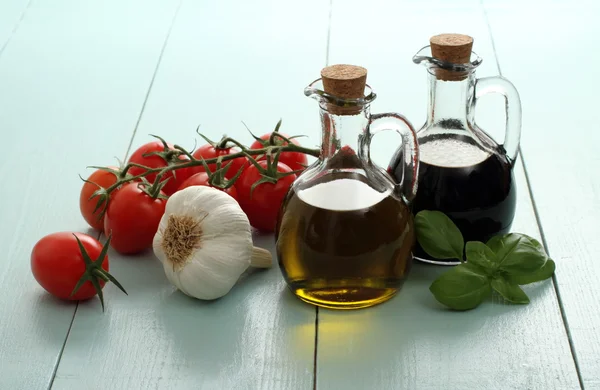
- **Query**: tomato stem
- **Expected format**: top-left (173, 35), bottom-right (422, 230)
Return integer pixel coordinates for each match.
top-left (85, 120), bottom-right (320, 217)
top-left (71, 233), bottom-right (128, 312)
top-left (196, 156), bottom-right (241, 190)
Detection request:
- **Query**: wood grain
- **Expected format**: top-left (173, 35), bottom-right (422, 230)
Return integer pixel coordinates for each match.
top-left (316, 0), bottom-right (581, 388)
top-left (1, 0), bottom-right (590, 388)
top-left (0, 0), bottom-right (182, 389)
top-left (484, 0), bottom-right (600, 388)
top-left (52, 0), bottom-right (328, 388)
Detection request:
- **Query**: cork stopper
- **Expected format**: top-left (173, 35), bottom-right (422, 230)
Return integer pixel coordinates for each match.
top-left (320, 64), bottom-right (367, 115)
top-left (429, 33), bottom-right (473, 81)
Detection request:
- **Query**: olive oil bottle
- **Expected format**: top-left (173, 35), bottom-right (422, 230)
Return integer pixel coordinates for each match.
top-left (276, 64), bottom-right (419, 309)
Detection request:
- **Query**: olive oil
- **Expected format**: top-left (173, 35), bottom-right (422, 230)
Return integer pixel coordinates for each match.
top-left (276, 173), bottom-right (415, 309)
top-left (276, 63), bottom-right (419, 309)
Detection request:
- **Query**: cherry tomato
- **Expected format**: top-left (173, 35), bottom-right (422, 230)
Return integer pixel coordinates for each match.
top-left (177, 172), bottom-right (238, 200)
top-left (128, 141), bottom-right (194, 196)
top-left (192, 144), bottom-right (249, 179)
top-left (171, 156), bottom-right (198, 192)
top-left (236, 161), bottom-right (297, 232)
top-left (31, 232), bottom-right (108, 300)
top-left (104, 183), bottom-right (167, 255)
top-left (250, 133), bottom-right (308, 171)
top-left (79, 167), bottom-right (119, 231)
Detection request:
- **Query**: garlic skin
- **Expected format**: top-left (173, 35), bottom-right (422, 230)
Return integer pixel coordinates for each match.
top-left (152, 186), bottom-right (253, 300)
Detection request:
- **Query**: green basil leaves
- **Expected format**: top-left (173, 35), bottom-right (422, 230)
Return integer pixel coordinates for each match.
top-left (429, 263), bottom-right (492, 310)
top-left (415, 210), bottom-right (464, 261)
top-left (416, 210), bottom-right (556, 310)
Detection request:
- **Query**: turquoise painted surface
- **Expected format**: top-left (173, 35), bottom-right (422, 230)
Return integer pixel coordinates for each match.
top-left (51, 0), bottom-right (327, 388)
top-left (484, 1), bottom-right (600, 388)
top-left (0, 0), bottom-right (30, 54)
top-left (316, 162), bottom-right (579, 389)
top-left (0, 0), bottom-right (596, 388)
top-left (315, 0), bottom-right (581, 388)
top-left (0, 0), bottom-right (183, 388)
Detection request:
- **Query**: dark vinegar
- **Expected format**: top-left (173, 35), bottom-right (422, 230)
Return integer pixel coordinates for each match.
top-left (275, 173), bottom-right (415, 309)
top-left (389, 136), bottom-right (516, 264)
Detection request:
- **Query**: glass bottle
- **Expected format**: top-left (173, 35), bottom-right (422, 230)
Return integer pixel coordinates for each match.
top-left (388, 34), bottom-right (522, 265)
top-left (276, 64), bottom-right (419, 309)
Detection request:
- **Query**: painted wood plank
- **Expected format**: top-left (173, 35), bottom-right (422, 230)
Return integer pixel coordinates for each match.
top-left (0, 1), bottom-right (181, 389)
top-left (484, 0), bottom-right (600, 388)
top-left (52, 1), bottom-right (329, 388)
top-left (0, 0), bottom-right (30, 56)
top-left (315, 0), bottom-right (581, 388)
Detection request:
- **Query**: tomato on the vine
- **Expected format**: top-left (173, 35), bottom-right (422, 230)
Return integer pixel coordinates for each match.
top-left (128, 141), bottom-right (194, 196)
top-left (80, 167), bottom-right (119, 231)
top-left (31, 232), bottom-right (125, 304)
top-left (236, 161), bottom-right (297, 232)
top-left (177, 172), bottom-right (238, 200)
top-left (250, 133), bottom-right (308, 172)
top-left (192, 144), bottom-right (248, 179)
top-left (103, 183), bottom-right (167, 255)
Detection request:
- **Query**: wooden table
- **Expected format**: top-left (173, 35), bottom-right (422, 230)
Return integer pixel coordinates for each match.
top-left (1, 0), bottom-right (597, 389)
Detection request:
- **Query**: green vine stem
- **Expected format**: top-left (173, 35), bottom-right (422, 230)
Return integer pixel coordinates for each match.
top-left (84, 120), bottom-right (321, 219)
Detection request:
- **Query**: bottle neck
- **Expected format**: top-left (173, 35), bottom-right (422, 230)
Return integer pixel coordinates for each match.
top-left (425, 72), bottom-right (475, 127)
top-left (319, 105), bottom-right (370, 163)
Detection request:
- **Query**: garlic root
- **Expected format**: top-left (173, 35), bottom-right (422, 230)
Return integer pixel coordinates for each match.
top-left (250, 247), bottom-right (272, 268)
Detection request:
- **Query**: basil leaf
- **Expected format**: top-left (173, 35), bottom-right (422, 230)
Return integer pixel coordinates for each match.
top-left (415, 210), bottom-right (464, 261)
top-left (491, 276), bottom-right (530, 304)
top-left (505, 259), bottom-right (556, 285)
top-left (486, 233), bottom-right (548, 275)
top-left (429, 263), bottom-right (491, 310)
top-left (465, 241), bottom-right (497, 273)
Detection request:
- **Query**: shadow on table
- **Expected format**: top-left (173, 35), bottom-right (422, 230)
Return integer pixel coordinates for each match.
top-left (151, 248), bottom-right (316, 386)
top-left (312, 261), bottom-right (557, 377)
top-left (29, 292), bottom-right (79, 345)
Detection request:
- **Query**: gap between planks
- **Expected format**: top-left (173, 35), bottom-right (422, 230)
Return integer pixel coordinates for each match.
top-left (314, 1), bottom-right (334, 388)
top-left (121, 0), bottom-right (184, 163)
top-left (47, 0), bottom-right (333, 386)
top-left (0, 0), bottom-right (33, 60)
top-left (46, 1), bottom-right (183, 388)
top-left (0, 3), bottom-right (81, 390)
top-left (47, 305), bottom-right (79, 390)
top-left (520, 149), bottom-right (585, 390)
top-left (480, 1), bottom-right (585, 388)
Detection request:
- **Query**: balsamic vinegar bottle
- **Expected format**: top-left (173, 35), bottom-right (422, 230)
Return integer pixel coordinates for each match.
top-left (388, 33), bottom-right (522, 265)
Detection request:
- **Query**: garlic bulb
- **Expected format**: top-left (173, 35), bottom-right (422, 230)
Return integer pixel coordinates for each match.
top-left (152, 185), bottom-right (272, 300)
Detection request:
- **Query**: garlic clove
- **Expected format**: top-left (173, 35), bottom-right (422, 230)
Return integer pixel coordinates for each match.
top-left (177, 257), bottom-right (238, 300)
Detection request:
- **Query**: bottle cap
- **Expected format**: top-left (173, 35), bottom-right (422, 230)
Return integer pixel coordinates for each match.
top-left (320, 64), bottom-right (367, 115)
top-left (429, 33), bottom-right (473, 81)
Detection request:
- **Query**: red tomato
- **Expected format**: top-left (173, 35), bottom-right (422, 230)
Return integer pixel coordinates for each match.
top-left (192, 144), bottom-right (249, 179)
top-left (79, 167), bottom-right (119, 231)
top-left (128, 141), bottom-right (194, 196)
top-left (31, 232), bottom-right (109, 300)
top-left (171, 156), bottom-right (198, 192)
top-left (236, 161), bottom-right (296, 232)
top-left (177, 172), bottom-right (238, 200)
top-left (250, 133), bottom-right (308, 171)
top-left (103, 183), bottom-right (167, 255)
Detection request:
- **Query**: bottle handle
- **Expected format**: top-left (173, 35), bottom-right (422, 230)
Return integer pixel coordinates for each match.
top-left (368, 113), bottom-right (420, 202)
top-left (474, 76), bottom-right (522, 164)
